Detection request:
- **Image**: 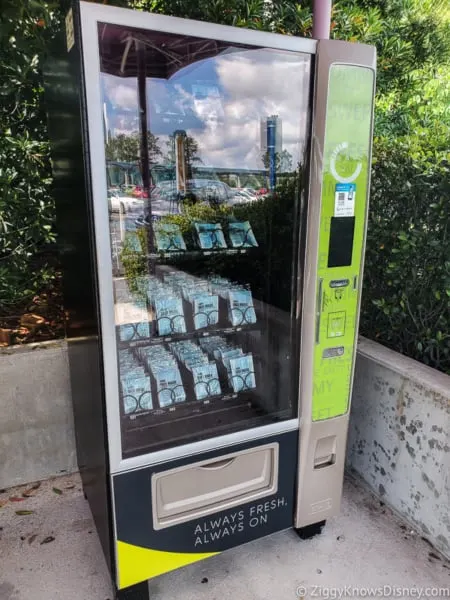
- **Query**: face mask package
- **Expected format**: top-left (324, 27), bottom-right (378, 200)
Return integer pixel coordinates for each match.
top-left (228, 288), bottom-right (257, 326)
top-left (154, 296), bottom-right (187, 336)
top-left (183, 278), bottom-right (219, 330)
top-left (153, 222), bottom-right (186, 252)
top-left (199, 336), bottom-right (256, 393)
top-left (170, 340), bottom-right (221, 400)
top-left (192, 294), bottom-right (219, 329)
top-left (199, 335), bottom-right (230, 361)
top-left (118, 349), bottom-right (153, 414)
top-left (229, 354), bottom-right (256, 392)
top-left (194, 222), bottom-right (227, 250)
top-left (228, 221), bottom-right (258, 248)
top-left (162, 272), bottom-right (219, 330)
top-left (115, 300), bottom-right (151, 342)
top-left (136, 345), bottom-right (186, 407)
top-left (162, 271), bottom-right (189, 292)
top-left (209, 277), bottom-right (257, 327)
top-left (146, 276), bottom-right (187, 336)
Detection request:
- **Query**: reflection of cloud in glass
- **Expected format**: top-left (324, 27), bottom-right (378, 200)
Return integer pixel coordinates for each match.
top-left (102, 47), bottom-right (311, 170)
top-left (207, 50), bottom-right (309, 168)
top-left (148, 80), bottom-right (205, 133)
top-left (179, 49), bottom-right (310, 169)
top-left (103, 75), bottom-right (137, 110)
top-left (191, 83), bottom-right (225, 130)
top-left (102, 75), bottom-right (139, 136)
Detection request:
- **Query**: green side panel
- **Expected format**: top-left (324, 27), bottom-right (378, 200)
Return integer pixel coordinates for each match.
top-left (312, 65), bottom-right (375, 421)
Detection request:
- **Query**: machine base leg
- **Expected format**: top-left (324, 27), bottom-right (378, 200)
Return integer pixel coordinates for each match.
top-left (116, 581), bottom-right (150, 600)
top-left (295, 520), bottom-right (326, 540)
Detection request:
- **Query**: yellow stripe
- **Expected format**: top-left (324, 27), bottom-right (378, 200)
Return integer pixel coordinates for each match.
top-left (117, 541), bottom-right (219, 590)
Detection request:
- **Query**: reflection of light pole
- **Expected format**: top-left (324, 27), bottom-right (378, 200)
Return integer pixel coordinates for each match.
top-left (267, 116), bottom-right (277, 191)
top-left (174, 130), bottom-right (187, 196)
top-left (136, 40), bottom-right (154, 251)
top-left (102, 102), bottom-right (109, 143)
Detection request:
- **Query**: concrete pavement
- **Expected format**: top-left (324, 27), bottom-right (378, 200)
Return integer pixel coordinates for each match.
top-left (0, 473), bottom-right (448, 600)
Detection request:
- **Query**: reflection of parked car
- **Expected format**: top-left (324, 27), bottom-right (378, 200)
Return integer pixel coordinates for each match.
top-left (228, 188), bottom-right (259, 205)
top-left (131, 186), bottom-right (148, 199)
top-left (153, 179), bottom-right (232, 205)
top-left (108, 191), bottom-right (144, 214)
top-left (239, 189), bottom-right (258, 200)
top-left (188, 179), bottom-right (231, 204)
top-left (153, 180), bottom-right (177, 200)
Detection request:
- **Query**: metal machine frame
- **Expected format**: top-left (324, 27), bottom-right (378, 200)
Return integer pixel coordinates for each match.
top-left (46, 3), bottom-right (375, 598)
top-left (296, 41), bottom-right (376, 529)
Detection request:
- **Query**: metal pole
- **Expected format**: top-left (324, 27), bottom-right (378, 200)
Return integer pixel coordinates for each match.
top-left (136, 40), bottom-right (154, 252)
top-left (312, 0), bottom-right (332, 40)
top-left (267, 117), bottom-right (277, 192)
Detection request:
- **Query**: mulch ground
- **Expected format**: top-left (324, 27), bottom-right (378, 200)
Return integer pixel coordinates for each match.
top-left (0, 281), bottom-right (66, 346)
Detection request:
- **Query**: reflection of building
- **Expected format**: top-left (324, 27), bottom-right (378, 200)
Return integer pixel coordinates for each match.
top-left (260, 115), bottom-right (282, 154)
top-left (106, 161), bottom-right (267, 190)
top-left (106, 161), bottom-right (141, 188)
top-left (260, 115), bottom-right (282, 189)
top-left (152, 165), bottom-right (266, 188)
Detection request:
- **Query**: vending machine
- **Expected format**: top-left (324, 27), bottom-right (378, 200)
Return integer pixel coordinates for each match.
top-left (46, 2), bottom-right (375, 598)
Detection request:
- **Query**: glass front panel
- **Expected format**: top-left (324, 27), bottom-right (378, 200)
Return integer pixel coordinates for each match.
top-left (97, 23), bottom-right (312, 457)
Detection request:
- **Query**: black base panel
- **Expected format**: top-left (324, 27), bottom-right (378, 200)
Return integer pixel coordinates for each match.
top-left (114, 430), bottom-right (298, 555)
top-left (116, 581), bottom-right (149, 600)
top-left (295, 520), bottom-right (326, 540)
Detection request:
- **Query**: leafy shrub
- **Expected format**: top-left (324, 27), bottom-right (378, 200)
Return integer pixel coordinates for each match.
top-left (121, 177), bottom-right (301, 311)
top-left (0, 2), bottom-right (59, 315)
top-left (361, 136), bottom-right (450, 373)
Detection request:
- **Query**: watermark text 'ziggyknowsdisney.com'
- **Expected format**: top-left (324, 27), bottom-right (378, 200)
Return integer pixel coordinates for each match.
top-left (296, 586), bottom-right (450, 599)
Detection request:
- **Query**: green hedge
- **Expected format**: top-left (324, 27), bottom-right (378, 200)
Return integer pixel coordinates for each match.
top-left (0, 2), bottom-right (59, 317)
top-left (121, 177), bottom-right (301, 312)
top-left (361, 136), bottom-right (449, 373)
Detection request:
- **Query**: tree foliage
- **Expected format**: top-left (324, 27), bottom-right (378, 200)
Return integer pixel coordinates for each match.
top-left (330, 0), bottom-right (450, 373)
top-left (105, 131), bottom-right (162, 163)
top-left (165, 134), bottom-right (202, 167)
top-left (261, 150), bottom-right (293, 173)
top-left (0, 1), bottom-right (60, 311)
top-left (362, 137), bottom-right (449, 371)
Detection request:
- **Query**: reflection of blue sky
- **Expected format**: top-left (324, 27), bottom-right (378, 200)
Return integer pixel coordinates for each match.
top-left (102, 47), bottom-right (310, 170)
top-left (102, 75), bottom-right (139, 135)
